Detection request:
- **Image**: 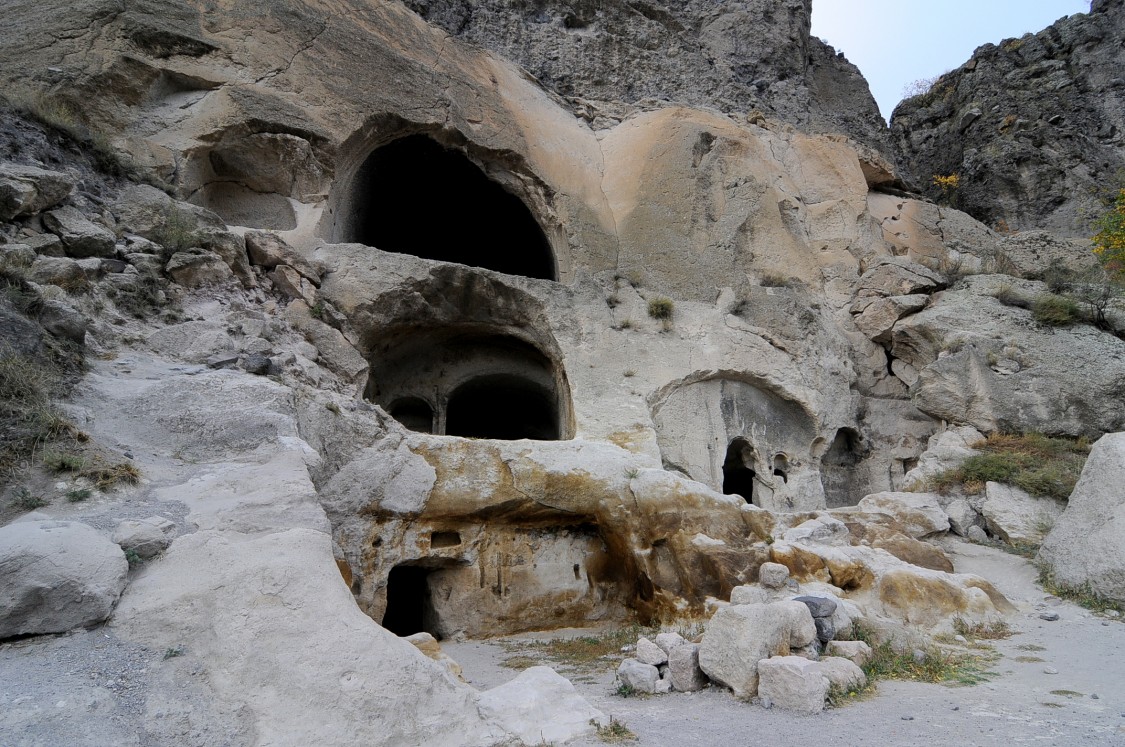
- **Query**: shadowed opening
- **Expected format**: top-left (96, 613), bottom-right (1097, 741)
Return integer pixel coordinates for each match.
top-left (445, 374), bottom-right (559, 440)
top-left (381, 564), bottom-right (438, 638)
top-left (722, 438), bottom-right (757, 504)
top-left (388, 397), bottom-right (434, 434)
top-left (349, 135), bottom-right (555, 280)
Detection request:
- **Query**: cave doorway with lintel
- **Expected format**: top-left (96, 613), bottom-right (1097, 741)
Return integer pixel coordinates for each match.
top-left (347, 134), bottom-right (556, 280)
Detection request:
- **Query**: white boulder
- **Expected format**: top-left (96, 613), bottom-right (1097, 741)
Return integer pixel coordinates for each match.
top-left (979, 482), bottom-right (1064, 545)
top-left (617, 658), bottom-right (659, 694)
top-left (824, 640), bottom-right (873, 667)
top-left (478, 666), bottom-right (605, 745)
top-left (636, 636), bottom-right (668, 666)
top-left (0, 520), bottom-right (128, 638)
top-left (698, 601), bottom-right (816, 698)
top-left (667, 643), bottom-right (708, 692)
top-left (112, 517), bottom-right (176, 559)
top-left (1039, 433), bottom-right (1125, 604)
top-left (758, 561), bottom-right (790, 589)
top-left (757, 656), bottom-right (829, 714)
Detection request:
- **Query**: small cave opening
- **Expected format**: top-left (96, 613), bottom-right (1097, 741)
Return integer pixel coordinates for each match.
top-left (388, 397), bottom-right (434, 434)
top-left (445, 374), bottom-right (559, 440)
top-left (722, 438), bottom-right (758, 504)
top-left (347, 134), bottom-right (556, 280)
top-left (381, 564), bottom-right (439, 638)
top-left (773, 454), bottom-right (789, 483)
top-left (822, 428), bottom-right (862, 508)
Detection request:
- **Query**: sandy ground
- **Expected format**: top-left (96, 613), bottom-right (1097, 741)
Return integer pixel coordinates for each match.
top-left (445, 539), bottom-right (1125, 747)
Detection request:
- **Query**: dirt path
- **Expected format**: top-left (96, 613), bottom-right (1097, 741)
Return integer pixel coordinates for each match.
top-left (446, 540), bottom-right (1125, 746)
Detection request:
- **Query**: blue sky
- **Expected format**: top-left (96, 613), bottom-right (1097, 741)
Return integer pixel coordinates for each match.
top-left (810, 1), bottom-right (1091, 121)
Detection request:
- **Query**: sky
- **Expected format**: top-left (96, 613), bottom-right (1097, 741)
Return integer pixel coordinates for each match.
top-left (810, 1), bottom-right (1091, 122)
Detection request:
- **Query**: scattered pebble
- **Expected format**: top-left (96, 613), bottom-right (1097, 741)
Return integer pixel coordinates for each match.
top-left (952, 706), bottom-right (960, 711)
top-left (954, 635), bottom-right (967, 643)
top-left (1092, 694), bottom-right (1100, 700)
top-left (1044, 667), bottom-right (1059, 675)
top-left (901, 716), bottom-right (914, 721)
top-left (1040, 612), bottom-right (1060, 622)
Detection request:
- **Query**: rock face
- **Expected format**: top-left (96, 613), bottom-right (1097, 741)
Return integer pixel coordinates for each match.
top-left (891, 0), bottom-right (1125, 236)
top-left (0, 521), bottom-right (128, 639)
top-left (402, 0), bottom-right (890, 154)
top-left (1039, 433), bottom-right (1125, 604)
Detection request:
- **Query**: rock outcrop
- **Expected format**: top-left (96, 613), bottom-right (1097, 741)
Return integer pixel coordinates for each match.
top-left (891, 0), bottom-right (1125, 236)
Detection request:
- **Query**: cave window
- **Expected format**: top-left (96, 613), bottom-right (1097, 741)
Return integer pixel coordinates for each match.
top-left (821, 428), bottom-right (861, 508)
top-left (722, 438), bottom-right (758, 504)
top-left (773, 454), bottom-right (789, 483)
top-left (445, 374), bottom-right (560, 440)
top-left (388, 397), bottom-right (434, 433)
top-left (348, 134), bottom-right (555, 280)
top-left (382, 564), bottom-right (439, 638)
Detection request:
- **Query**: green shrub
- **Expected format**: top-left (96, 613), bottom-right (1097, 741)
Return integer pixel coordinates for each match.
top-left (11, 487), bottom-right (48, 510)
top-left (150, 207), bottom-right (201, 254)
top-left (1031, 294), bottom-right (1081, 326)
top-left (65, 487), bottom-right (92, 503)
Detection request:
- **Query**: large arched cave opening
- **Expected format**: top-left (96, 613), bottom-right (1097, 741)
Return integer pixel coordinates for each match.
top-left (346, 134), bottom-right (556, 280)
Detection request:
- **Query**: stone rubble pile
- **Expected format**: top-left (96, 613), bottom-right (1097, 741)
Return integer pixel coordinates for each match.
top-left (615, 560), bottom-right (872, 714)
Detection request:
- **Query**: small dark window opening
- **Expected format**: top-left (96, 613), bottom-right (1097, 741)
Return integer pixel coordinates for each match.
top-left (430, 531), bottom-right (461, 549)
top-left (349, 135), bottom-right (555, 280)
top-left (722, 438), bottom-right (757, 504)
top-left (388, 397), bottom-right (434, 433)
top-left (445, 374), bottom-right (559, 440)
top-left (773, 454), bottom-right (789, 483)
top-left (382, 564), bottom-right (439, 638)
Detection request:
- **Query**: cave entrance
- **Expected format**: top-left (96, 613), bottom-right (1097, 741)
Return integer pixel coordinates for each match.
top-left (445, 374), bottom-right (559, 440)
top-left (381, 564), bottom-right (439, 638)
top-left (722, 438), bottom-right (757, 504)
top-left (347, 135), bottom-right (556, 280)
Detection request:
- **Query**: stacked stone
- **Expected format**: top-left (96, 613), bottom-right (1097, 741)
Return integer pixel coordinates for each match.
top-left (615, 632), bottom-right (708, 695)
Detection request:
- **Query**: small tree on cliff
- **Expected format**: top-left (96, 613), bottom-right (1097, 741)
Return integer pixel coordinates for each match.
top-left (1093, 188), bottom-right (1125, 282)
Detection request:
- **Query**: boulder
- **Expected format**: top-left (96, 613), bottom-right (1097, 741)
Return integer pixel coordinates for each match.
top-left (283, 301), bottom-right (369, 394)
top-left (854, 257), bottom-right (944, 298)
top-left (756, 656), bottom-right (829, 714)
top-left (0, 163), bottom-right (73, 220)
top-left (851, 293), bottom-right (928, 342)
top-left (165, 251), bottom-right (235, 287)
top-left (635, 636), bottom-right (667, 666)
top-left (781, 516), bottom-right (850, 546)
top-left (979, 482), bottom-right (1064, 545)
top-left (793, 596), bottom-right (838, 619)
top-left (112, 517), bottom-right (175, 560)
top-left (42, 206), bottom-right (116, 258)
top-left (698, 601), bottom-right (816, 698)
top-left (824, 640), bottom-right (873, 667)
top-left (653, 631), bottom-right (687, 656)
top-left (856, 492), bottom-right (950, 538)
top-left (22, 232), bottom-right (65, 256)
top-left (29, 255), bottom-right (85, 288)
top-left (667, 643), bottom-right (707, 692)
top-left (904, 426), bottom-right (985, 489)
top-left (244, 230), bottom-right (322, 285)
top-left (111, 184), bottom-right (225, 240)
top-left (730, 584), bottom-right (771, 605)
top-left (37, 298), bottom-right (87, 345)
top-left (816, 656), bottom-right (867, 691)
top-left (146, 320), bottom-right (237, 364)
top-left (616, 658), bottom-right (659, 694)
top-left (270, 264), bottom-right (318, 306)
top-left (1038, 433), bottom-right (1125, 604)
top-left (0, 520), bottom-right (128, 638)
top-left (758, 561), bottom-right (790, 589)
top-left (941, 497), bottom-right (981, 536)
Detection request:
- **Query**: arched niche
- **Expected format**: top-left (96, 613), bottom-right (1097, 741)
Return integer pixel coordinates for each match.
top-left (722, 438), bottom-right (758, 504)
top-left (821, 427), bottom-right (862, 508)
top-left (335, 133), bottom-right (557, 280)
top-left (368, 330), bottom-right (573, 441)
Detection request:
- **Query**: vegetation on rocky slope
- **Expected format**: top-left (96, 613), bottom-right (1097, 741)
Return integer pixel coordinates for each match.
top-left (928, 432), bottom-right (1091, 501)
